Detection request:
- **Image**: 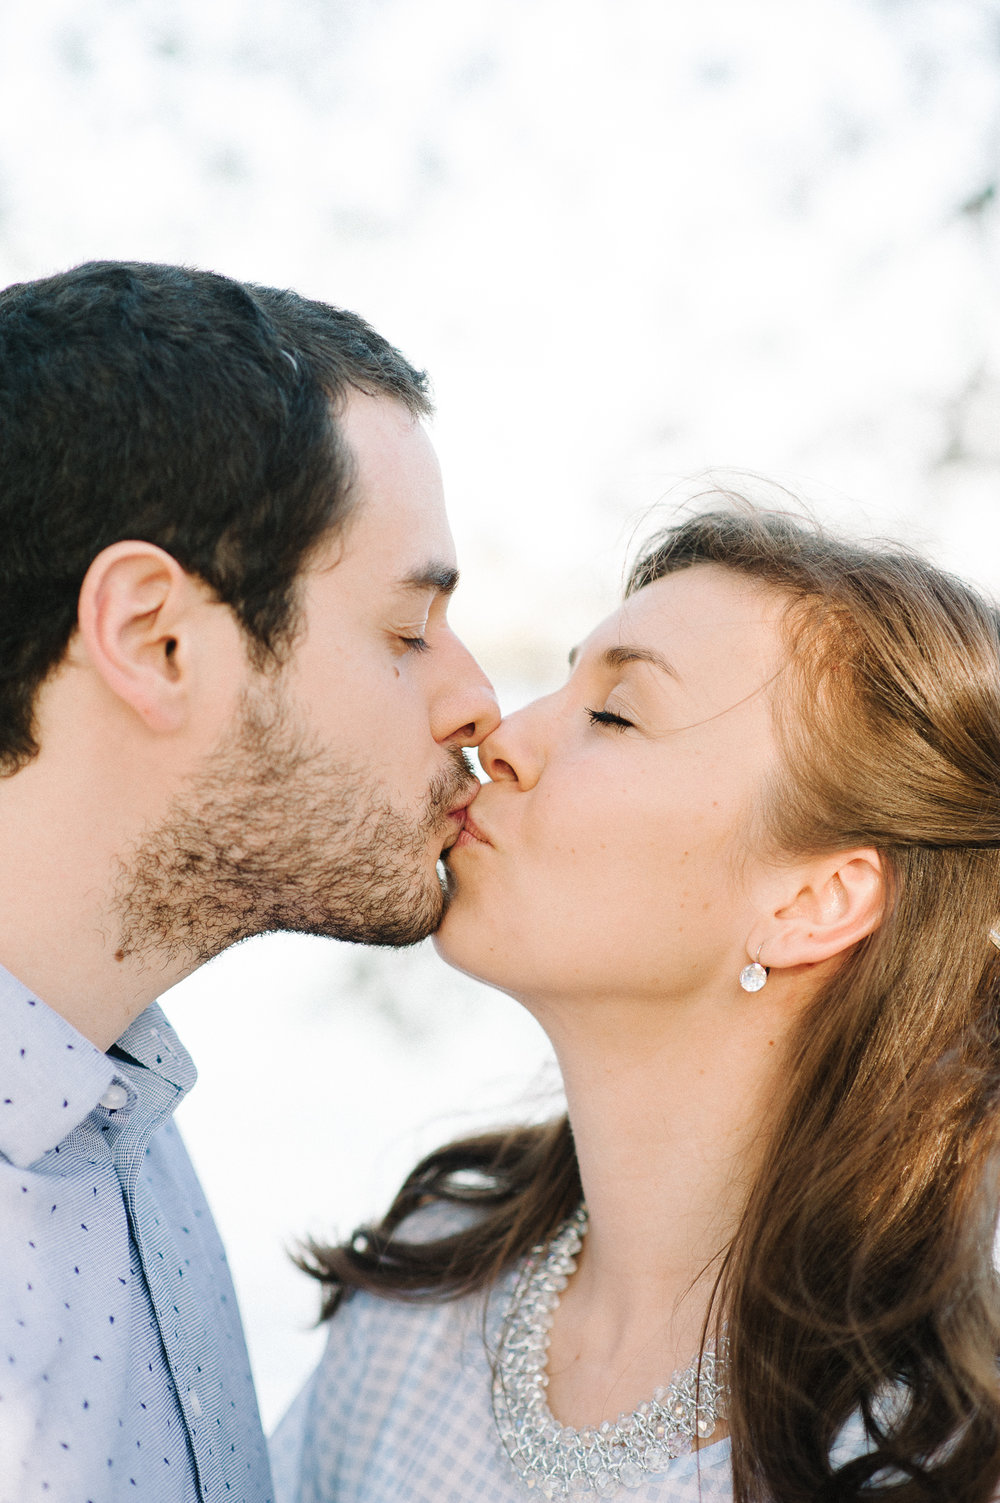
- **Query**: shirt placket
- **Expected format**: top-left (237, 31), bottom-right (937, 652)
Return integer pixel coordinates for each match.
top-left (104, 1073), bottom-right (227, 1500)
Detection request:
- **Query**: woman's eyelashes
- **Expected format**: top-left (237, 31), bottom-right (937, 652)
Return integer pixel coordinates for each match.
top-left (586, 706), bottom-right (634, 731)
top-left (399, 634), bottom-right (430, 652)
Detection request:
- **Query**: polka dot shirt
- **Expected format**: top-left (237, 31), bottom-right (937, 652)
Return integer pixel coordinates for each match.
top-left (0, 965), bottom-right (273, 1503)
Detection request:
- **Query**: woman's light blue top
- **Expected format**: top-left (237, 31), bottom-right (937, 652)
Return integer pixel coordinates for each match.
top-left (271, 1204), bottom-right (873, 1503)
top-left (271, 1269), bottom-right (735, 1503)
top-left (271, 1194), bottom-right (739, 1503)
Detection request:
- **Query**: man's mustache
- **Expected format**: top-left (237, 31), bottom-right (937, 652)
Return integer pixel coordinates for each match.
top-left (428, 748), bottom-right (478, 825)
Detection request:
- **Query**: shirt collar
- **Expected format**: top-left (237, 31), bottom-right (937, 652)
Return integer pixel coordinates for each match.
top-left (114, 1003), bottom-right (197, 1094)
top-left (0, 965), bottom-right (196, 1169)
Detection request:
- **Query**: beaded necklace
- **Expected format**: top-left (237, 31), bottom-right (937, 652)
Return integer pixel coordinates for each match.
top-left (492, 1207), bottom-right (728, 1498)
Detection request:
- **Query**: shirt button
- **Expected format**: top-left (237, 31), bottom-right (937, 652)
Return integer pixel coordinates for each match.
top-left (188, 1389), bottom-right (203, 1419)
top-left (98, 1082), bottom-right (129, 1111)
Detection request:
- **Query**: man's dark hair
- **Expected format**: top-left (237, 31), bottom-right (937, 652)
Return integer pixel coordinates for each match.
top-left (0, 259), bottom-right (431, 771)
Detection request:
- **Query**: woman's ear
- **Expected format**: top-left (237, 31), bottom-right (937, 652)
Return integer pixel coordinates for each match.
top-left (75, 541), bottom-right (207, 734)
top-left (749, 850), bottom-right (884, 971)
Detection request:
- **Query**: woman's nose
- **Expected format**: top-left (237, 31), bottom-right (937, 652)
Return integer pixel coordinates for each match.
top-left (478, 697), bottom-right (551, 787)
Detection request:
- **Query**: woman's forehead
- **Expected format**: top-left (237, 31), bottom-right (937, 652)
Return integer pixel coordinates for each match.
top-left (594, 565), bottom-right (788, 672)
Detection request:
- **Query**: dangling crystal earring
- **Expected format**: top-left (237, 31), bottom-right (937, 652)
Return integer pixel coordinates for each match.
top-left (739, 944), bottom-right (768, 993)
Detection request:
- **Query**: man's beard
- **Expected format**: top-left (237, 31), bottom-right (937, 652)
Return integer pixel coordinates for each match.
top-left (113, 681), bottom-right (477, 969)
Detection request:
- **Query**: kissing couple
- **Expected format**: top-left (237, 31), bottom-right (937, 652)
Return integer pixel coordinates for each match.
top-left (2, 263), bottom-right (999, 1503)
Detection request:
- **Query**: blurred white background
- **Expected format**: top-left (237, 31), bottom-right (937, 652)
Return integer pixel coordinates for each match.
top-left (3, 0), bottom-right (1000, 1428)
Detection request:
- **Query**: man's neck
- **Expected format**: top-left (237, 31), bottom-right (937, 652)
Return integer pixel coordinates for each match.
top-left (0, 755), bottom-right (190, 1050)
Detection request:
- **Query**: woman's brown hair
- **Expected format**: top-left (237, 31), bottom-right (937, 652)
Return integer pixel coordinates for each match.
top-left (300, 507), bottom-right (1000, 1502)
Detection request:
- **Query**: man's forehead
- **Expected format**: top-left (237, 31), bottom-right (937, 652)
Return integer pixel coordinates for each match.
top-left (340, 392), bottom-right (441, 503)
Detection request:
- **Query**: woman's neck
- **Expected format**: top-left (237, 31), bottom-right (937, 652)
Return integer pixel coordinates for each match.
top-left (529, 986), bottom-right (791, 1428)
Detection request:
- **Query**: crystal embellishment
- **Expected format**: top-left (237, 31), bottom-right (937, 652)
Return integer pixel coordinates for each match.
top-left (492, 1208), bottom-right (728, 1499)
top-left (738, 960), bottom-right (768, 993)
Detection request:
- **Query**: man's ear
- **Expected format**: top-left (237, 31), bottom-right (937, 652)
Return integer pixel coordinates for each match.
top-left (75, 541), bottom-right (209, 734)
top-left (748, 850), bottom-right (884, 971)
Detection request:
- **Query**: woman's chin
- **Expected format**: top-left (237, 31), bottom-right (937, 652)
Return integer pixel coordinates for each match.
top-left (430, 924), bottom-right (452, 962)
top-left (430, 902), bottom-right (470, 969)
top-left (432, 899), bottom-right (500, 987)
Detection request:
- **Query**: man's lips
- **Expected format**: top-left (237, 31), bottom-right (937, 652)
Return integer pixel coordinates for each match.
top-left (440, 786), bottom-right (482, 851)
top-left (449, 807), bottom-right (492, 850)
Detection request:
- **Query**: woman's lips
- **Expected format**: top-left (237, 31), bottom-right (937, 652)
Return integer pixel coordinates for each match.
top-left (451, 810), bottom-right (491, 850)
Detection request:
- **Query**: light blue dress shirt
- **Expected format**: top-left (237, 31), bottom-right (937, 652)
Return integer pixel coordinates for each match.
top-left (0, 965), bottom-right (272, 1503)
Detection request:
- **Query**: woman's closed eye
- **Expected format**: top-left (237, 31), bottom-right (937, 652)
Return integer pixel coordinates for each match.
top-left (586, 707), bottom-right (634, 731)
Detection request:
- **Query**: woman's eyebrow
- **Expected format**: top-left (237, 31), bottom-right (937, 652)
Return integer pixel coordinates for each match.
top-left (568, 643), bottom-right (679, 679)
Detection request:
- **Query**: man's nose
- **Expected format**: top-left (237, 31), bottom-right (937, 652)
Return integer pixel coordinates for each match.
top-left (436, 638), bottom-right (501, 748)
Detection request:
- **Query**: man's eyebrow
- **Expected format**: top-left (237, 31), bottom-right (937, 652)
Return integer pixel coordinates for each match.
top-left (568, 643), bottom-right (679, 678)
top-left (398, 564), bottom-right (460, 596)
